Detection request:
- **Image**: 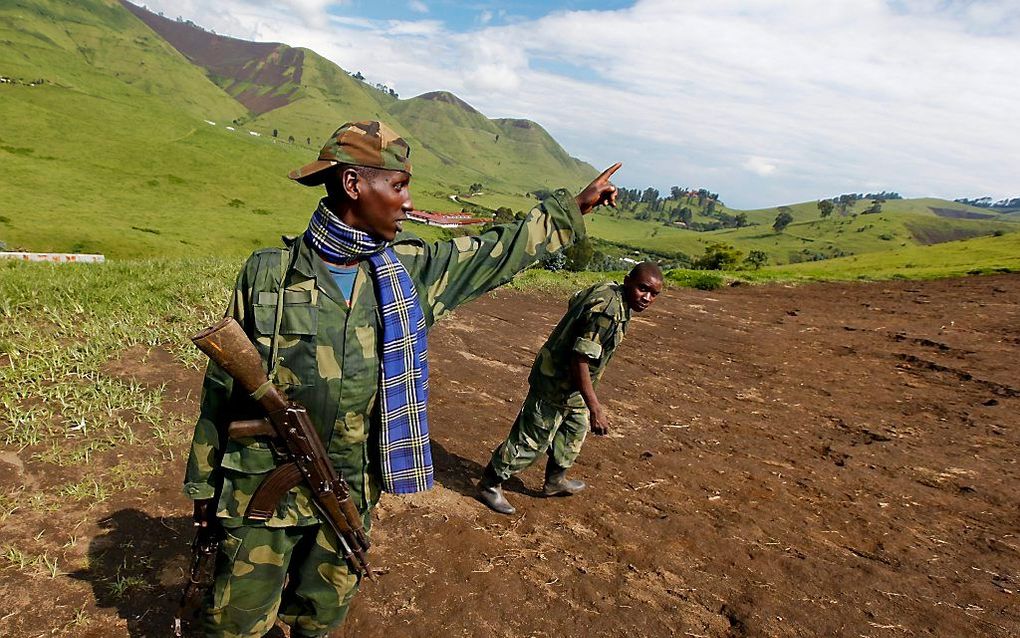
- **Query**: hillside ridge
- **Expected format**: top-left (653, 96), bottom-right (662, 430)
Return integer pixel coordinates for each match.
top-left (120, 0), bottom-right (303, 114)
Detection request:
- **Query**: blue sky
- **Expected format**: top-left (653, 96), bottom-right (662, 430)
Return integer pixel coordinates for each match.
top-left (335, 1), bottom-right (634, 30)
top-left (138, 0), bottom-right (1020, 208)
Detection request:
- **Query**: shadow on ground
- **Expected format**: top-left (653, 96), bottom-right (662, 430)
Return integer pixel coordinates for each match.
top-left (430, 439), bottom-right (541, 499)
top-left (70, 509), bottom-right (203, 638)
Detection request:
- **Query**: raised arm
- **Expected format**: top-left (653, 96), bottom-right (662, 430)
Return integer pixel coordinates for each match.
top-left (397, 165), bottom-right (622, 325)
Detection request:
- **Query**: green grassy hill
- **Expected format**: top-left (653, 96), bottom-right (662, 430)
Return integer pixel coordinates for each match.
top-left (753, 228), bottom-right (1020, 281)
top-left (587, 192), bottom-right (1018, 268)
top-left (0, 0), bottom-right (593, 258)
top-left (387, 93), bottom-right (596, 197)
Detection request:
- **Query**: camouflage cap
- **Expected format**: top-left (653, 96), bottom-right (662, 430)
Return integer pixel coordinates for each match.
top-left (288, 120), bottom-right (412, 186)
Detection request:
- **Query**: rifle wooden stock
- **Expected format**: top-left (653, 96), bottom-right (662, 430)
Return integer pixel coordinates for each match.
top-left (192, 317), bottom-right (287, 414)
top-left (191, 317), bottom-right (373, 578)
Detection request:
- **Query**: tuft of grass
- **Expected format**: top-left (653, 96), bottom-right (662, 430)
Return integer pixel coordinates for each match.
top-left (59, 477), bottom-right (110, 503)
top-left (2, 543), bottom-right (33, 569)
top-left (665, 269), bottom-right (726, 290)
top-left (106, 571), bottom-right (150, 598)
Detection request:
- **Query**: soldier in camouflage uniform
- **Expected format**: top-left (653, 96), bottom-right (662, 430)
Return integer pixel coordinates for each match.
top-left (184, 120), bottom-right (621, 637)
top-left (478, 262), bottom-right (663, 515)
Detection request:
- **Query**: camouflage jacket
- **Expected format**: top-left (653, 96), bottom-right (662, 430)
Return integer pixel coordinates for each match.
top-left (185, 190), bottom-right (584, 527)
top-left (528, 282), bottom-right (631, 408)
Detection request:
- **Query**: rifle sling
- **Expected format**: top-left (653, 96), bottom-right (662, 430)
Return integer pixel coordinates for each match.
top-left (267, 241), bottom-right (299, 383)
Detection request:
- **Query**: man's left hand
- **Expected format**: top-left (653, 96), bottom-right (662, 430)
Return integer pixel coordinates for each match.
top-left (575, 163), bottom-right (622, 215)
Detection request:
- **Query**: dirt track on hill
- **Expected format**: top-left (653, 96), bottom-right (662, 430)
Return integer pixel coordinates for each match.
top-left (3, 275), bottom-right (1019, 637)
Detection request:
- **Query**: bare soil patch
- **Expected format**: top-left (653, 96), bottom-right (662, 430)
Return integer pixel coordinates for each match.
top-left (3, 275), bottom-right (1018, 637)
top-left (905, 218), bottom-right (993, 245)
top-left (928, 207), bottom-right (997, 221)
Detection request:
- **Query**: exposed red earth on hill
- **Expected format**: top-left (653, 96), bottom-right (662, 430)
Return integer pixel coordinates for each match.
top-left (120, 0), bottom-right (303, 114)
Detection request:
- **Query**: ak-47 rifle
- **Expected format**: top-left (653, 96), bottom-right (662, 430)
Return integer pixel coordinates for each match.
top-left (172, 511), bottom-right (220, 637)
top-left (191, 317), bottom-right (373, 578)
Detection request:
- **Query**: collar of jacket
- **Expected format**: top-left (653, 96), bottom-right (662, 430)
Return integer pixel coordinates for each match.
top-left (286, 232), bottom-right (357, 309)
top-left (610, 282), bottom-right (633, 323)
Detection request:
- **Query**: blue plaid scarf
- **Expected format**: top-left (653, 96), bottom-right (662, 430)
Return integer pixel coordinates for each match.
top-left (305, 200), bottom-right (432, 494)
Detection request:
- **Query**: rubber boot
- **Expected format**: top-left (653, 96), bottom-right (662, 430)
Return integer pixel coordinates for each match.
top-left (478, 464), bottom-right (516, 515)
top-left (542, 458), bottom-right (586, 496)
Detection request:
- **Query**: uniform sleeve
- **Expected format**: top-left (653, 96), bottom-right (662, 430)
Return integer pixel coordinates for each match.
top-left (396, 189), bottom-right (585, 324)
top-left (182, 264), bottom-right (254, 500)
top-left (572, 311), bottom-right (617, 361)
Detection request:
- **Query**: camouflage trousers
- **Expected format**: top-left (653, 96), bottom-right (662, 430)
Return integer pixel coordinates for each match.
top-left (201, 519), bottom-right (367, 638)
top-left (488, 389), bottom-right (590, 481)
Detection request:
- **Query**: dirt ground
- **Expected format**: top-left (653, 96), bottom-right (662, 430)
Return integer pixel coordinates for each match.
top-left (3, 274), bottom-right (1018, 637)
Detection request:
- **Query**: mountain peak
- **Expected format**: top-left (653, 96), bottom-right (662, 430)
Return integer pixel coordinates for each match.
top-left (414, 91), bottom-right (482, 115)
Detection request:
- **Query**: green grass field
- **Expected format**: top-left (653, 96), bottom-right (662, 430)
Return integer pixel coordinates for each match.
top-left (0, 0), bottom-right (595, 259)
top-left (585, 203), bottom-right (1018, 267)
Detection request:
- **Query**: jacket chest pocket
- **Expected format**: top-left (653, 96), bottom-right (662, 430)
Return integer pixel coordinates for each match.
top-left (254, 290), bottom-right (319, 388)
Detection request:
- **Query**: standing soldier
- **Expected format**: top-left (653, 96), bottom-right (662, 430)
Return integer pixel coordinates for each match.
top-left (184, 120), bottom-right (621, 638)
top-left (478, 262), bottom-right (663, 515)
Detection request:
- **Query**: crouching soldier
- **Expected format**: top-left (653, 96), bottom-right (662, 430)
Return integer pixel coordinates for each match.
top-left (478, 262), bottom-right (664, 514)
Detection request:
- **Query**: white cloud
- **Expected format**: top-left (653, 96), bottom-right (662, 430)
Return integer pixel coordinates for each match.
top-left (744, 157), bottom-right (777, 176)
top-left (129, 0), bottom-right (1020, 207)
top-left (408, 0), bottom-right (428, 14)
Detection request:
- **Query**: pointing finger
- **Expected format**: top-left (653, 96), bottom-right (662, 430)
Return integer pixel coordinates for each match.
top-left (597, 162), bottom-right (622, 182)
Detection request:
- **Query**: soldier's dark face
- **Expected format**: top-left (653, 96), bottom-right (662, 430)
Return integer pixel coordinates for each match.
top-left (623, 271), bottom-right (662, 313)
top-left (349, 169), bottom-right (413, 242)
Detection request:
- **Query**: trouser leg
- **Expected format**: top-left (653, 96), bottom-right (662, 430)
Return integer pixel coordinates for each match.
top-left (277, 520), bottom-right (367, 637)
top-left (488, 391), bottom-right (564, 481)
top-left (548, 403), bottom-right (590, 470)
top-left (201, 525), bottom-right (297, 638)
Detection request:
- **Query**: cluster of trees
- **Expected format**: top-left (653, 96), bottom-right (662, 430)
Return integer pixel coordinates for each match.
top-left (349, 71), bottom-right (399, 98)
top-left (616, 186), bottom-right (749, 231)
top-left (771, 194), bottom-right (891, 235)
top-left (616, 186), bottom-right (720, 211)
top-left (816, 195), bottom-right (884, 218)
top-left (540, 237), bottom-right (628, 272)
top-left (788, 247), bottom-right (853, 263)
top-left (955, 196), bottom-right (1020, 209)
top-left (862, 191), bottom-right (902, 200)
top-left (688, 243), bottom-right (769, 270)
top-left (773, 207), bottom-right (794, 231)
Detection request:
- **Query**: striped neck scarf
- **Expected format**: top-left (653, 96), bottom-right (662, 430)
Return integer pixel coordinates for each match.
top-left (305, 200), bottom-right (433, 494)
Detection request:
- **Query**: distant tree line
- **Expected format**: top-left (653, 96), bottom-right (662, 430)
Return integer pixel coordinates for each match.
top-left (349, 71), bottom-right (398, 98)
top-left (954, 196), bottom-right (1020, 209)
top-left (615, 186), bottom-right (749, 231)
top-left (816, 193), bottom-right (885, 218)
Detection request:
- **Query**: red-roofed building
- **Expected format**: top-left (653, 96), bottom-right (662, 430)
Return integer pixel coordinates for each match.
top-left (406, 210), bottom-right (490, 228)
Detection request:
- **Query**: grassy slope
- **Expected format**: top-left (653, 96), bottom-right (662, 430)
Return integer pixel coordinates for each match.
top-left (0, 0), bottom-right (335, 258)
top-left (388, 94), bottom-right (596, 196)
top-left (0, 1), bottom-right (587, 257)
top-left (755, 229), bottom-right (1020, 281)
top-left (586, 197), bottom-right (1018, 267)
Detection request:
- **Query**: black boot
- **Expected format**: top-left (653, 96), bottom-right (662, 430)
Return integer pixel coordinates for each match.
top-left (478, 464), bottom-right (516, 515)
top-left (543, 458), bottom-right (586, 496)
